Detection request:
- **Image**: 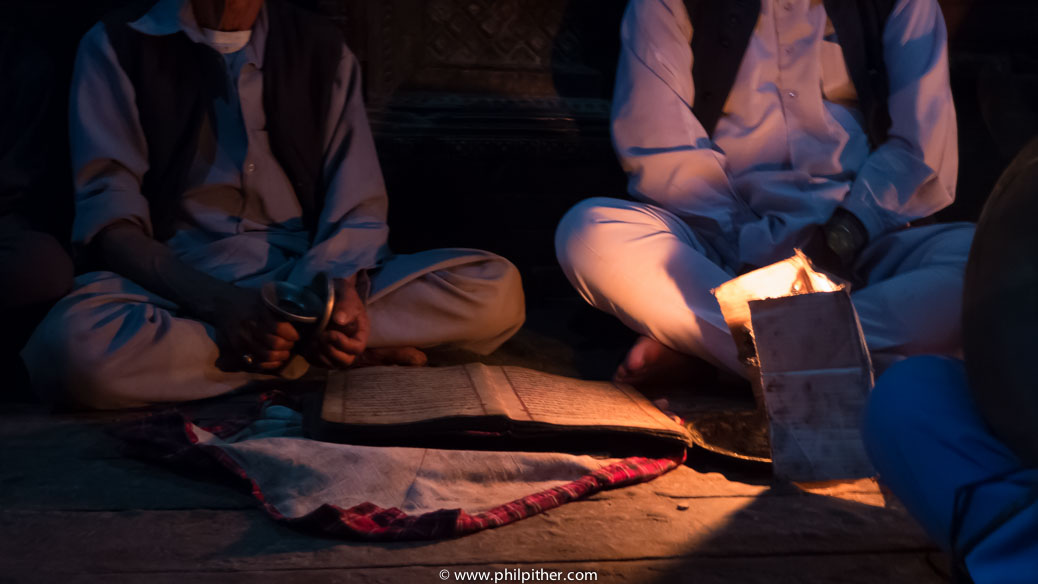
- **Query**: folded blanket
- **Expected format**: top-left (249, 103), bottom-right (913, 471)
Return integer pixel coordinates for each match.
top-left (116, 394), bottom-right (684, 540)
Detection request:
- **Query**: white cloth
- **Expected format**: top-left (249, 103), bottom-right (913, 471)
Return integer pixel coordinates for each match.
top-left (207, 404), bottom-right (621, 517)
top-left (611, 0), bottom-right (958, 268)
top-left (23, 0), bottom-right (525, 408)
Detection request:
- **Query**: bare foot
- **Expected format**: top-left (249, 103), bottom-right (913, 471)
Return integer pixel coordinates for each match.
top-left (356, 346), bottom-right (428, 367)
top-left (614, 336), bottom-right (710, 388)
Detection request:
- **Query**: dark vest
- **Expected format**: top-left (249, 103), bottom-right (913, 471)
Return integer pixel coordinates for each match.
top-left (104, 0), bottom-right (344, 240)
top-left (683, 0), bottom-right (896, 148)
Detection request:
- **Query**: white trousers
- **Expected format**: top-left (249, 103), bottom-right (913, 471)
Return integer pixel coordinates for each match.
top-left (23, 248), bottom-right (525, 409)
top-left (555, 197), bottom-right (974, 375)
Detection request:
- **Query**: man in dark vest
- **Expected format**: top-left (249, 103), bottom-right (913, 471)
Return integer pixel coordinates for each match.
top-left (22, 0), bottom-right (525, 409)
top-left (556, 0), bottom-right (972, 384)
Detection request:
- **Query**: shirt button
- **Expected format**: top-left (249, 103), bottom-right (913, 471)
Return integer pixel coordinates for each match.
top-left (245, 162), bottom-right (256, 174)
top-left (786, 90), bottom-right (798, 98)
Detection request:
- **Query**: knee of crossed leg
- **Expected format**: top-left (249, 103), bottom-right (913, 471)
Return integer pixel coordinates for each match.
top-left (930, 224), bottom-right (976, 269)
top-left (466, 257), bottom-right (526, 347)
top-left (554, 197), bottom-right (630, 277)
top-left (31, 308), bottom-right (141, 410)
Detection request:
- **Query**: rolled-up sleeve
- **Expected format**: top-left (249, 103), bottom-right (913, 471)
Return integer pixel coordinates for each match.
top-left (287, 46), bottom-right (390, 286)
top-left (612, 0), bottom-right (749, 256)
top-left (69, 23), bottom-right (153, 247)
top-left (841, 0), bottom-right (958, 240)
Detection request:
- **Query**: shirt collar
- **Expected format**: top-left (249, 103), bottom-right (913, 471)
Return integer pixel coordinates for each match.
top-left (128, 0), bottom-right (268, 69)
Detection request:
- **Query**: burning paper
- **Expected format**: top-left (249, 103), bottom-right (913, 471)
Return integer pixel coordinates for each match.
top-left (712, 251), bottom-right (875, 481)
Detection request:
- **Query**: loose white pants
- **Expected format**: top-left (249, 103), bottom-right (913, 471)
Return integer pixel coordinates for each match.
top-left (23, 248), bottom-right (525, 409)
top-left (556, 197), bottom-right (973, 375)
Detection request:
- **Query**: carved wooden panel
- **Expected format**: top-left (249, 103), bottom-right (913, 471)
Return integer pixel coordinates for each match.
top-left (304, 0), bottom-right (1036, 108)
top-left (352, 0), bottom-right (625, 107)
top-left (423, 0), bottom-right (570, 69)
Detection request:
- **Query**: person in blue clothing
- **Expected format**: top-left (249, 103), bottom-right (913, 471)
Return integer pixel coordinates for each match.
top-left (864, 137), bottom-right (1038, 584)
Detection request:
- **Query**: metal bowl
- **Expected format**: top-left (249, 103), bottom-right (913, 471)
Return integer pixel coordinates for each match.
top-left (260, 273), bottom-right (335, 334)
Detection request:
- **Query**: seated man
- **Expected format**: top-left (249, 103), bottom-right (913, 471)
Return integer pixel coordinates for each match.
top-left (864, 138), bottom-right (1038, 583)
top-left (0, 32), bottom-right (74, 383)
top-left (865, 358), bottom-right (1038, 583)
top-left (556, 0), bottom-right (972, 383)
top-left (23, 0), bottom-right (525, 409)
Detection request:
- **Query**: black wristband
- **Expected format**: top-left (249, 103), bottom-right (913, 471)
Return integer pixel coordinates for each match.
top-left (823, 209), bottom-right (867, 264)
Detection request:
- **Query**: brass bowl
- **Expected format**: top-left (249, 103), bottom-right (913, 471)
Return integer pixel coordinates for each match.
top-left (260, 273), bottom-right (335, 335)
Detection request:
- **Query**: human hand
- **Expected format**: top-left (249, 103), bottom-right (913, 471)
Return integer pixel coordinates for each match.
top-left (213, 286), bottom-right (300, 371)
top-left (308, 276), bottom-right (370, 368)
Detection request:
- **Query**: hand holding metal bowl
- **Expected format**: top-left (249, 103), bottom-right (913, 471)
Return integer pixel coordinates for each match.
top-left (259, 273), bottom-right (335, 342)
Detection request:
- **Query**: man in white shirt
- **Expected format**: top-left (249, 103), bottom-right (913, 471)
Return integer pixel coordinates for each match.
top-left (22, 0), bottom-right (525, 409)
top-left (556, 0), bottom-right (973, 384)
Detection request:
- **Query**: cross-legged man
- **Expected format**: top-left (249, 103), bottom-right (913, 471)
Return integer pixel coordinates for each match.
top-left (556, 0), bottom-right (972, 383)
top-left (23, 0), bottom-right (525, 409)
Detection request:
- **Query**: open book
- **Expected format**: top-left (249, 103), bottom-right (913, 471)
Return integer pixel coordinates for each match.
top-left (306, 364), bottom-right (694, 455)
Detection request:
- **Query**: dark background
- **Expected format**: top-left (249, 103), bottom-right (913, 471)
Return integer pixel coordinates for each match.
top-left (3, 0), bottom-right (1037, 303)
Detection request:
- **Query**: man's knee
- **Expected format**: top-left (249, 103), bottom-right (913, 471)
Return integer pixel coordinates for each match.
top-left (917, 223), bottom-right (975, 269)
top-left (464, 255), bottom-right (526, 346)
top-left (23, 304), bottom-right (143, 409)
top-left (938, 223), bottom-right (975, 263)
top-left (555, 196), bottom-right (646, 275)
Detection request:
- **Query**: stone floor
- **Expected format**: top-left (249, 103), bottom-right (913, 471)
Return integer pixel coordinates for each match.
top-left (0, 303), bottom-right (952, 583)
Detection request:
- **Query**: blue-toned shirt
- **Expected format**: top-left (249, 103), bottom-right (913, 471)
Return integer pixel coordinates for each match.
top-left (70, 0), bottom-right (390, 287)
top-left (613, 0), bottom-right (958, 267)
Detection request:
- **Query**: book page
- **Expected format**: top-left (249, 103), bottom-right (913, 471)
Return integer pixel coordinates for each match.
top-left (749, 290), bottom-right (876, 481)
top-left (322, 365), bottom-right (491, 425)
top-left (499, 367), bottom-right (685, 433)
top-left (470, 364), bottom-right (533, 421)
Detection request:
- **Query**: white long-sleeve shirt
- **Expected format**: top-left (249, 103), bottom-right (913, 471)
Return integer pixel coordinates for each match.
top-left (612, 0), bottom-right (957, 267)
top-left (70, 0), bottom-right (390, 288)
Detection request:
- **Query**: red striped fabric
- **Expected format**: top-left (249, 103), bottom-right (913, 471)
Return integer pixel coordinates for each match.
top-left (114, 394), bottom-right (685, 541)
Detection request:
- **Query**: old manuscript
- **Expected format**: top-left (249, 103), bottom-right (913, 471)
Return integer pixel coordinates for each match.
top-left (713, 252), bottom-right (876, 481)
top-left (309, 364), bottom-right (693, 453)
